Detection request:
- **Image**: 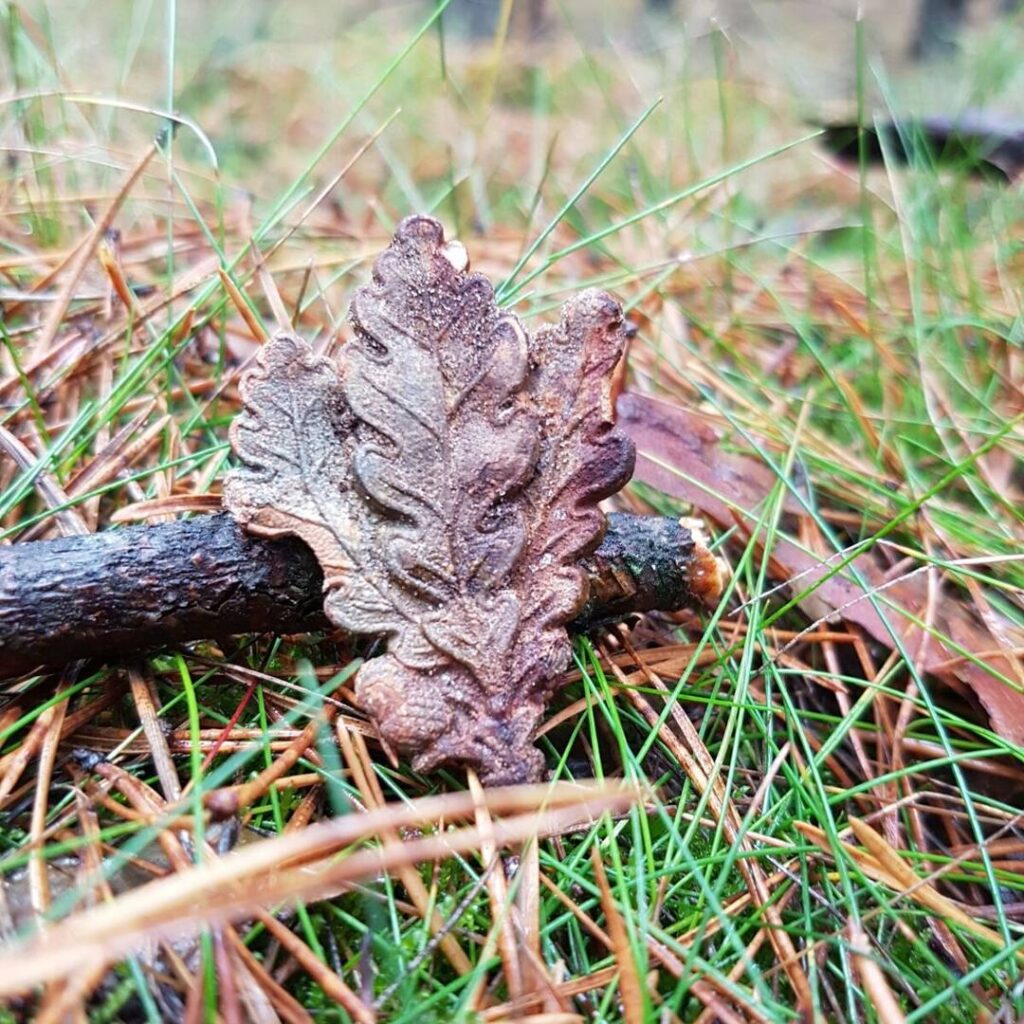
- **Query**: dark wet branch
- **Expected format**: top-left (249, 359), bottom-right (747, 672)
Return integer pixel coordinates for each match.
top-left (0, 512), bottom-right (719, 678)
top-left (819, 113), bottom-right (1024, 182)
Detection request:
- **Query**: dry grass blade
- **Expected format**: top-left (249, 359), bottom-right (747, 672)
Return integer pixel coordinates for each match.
top-left (28, 140), bottom-right (158, 363)
top-left (468, 768), bottom-right (524, 1002)
top-left (590, 843), bottom-right (646, 1024)
top-left (59, 409), bottom-right (170, 513)
top-left (847, 921), bottom-right (907, 1023)
top-left (0, 425), bottom-right (89, 537)
top-left (334, 719), bottom-right (474, 977)
top-left (254, 908), bottom-right (375, 1024)
top-left (846, 818), bottom-right (1022, 962)
top-left (605, 639), bottom-right (814, 1010)
top-left (0, 782), bottom-right (636, 995)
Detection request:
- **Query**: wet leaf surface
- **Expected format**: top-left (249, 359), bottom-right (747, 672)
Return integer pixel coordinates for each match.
top-left (226, 216), bottom-right (636, 782)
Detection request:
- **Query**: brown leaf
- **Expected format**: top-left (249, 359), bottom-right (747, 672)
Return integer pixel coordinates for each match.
top-left (226, 215), bottom-right (635, 783)
top-left (619, 391), bottom-right (1024, 743)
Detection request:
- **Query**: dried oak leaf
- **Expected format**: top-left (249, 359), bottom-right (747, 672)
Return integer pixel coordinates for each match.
top-left (225, 215), bottom-right (635, 783)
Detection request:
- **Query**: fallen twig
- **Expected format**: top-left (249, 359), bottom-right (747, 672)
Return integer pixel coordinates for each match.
top-left (0, 511), bottom-right (720, 678)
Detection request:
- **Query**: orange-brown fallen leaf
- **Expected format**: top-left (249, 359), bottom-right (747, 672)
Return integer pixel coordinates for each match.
top-left (619, 391), bottom-right (1024, 744)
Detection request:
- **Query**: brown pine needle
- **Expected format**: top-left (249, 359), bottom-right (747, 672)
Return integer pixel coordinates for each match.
top-left (848, 921), bottom-right (908, 1024)
top-left (590, 843), bottom-right (646, 1024)
top-left (225, 927), bottom-right (314, 1024)
top-left (255, 909), bottom-right (375, 1024)
top-left (468, 767), bottom-right (525, 1003)
top-left (109, 492), bottom-right (224, 522)
top-left (128, 663), bottom-right (182, 802)
top-left (29, 140), bottom-right (158, 362)
top-left (27, 675), bottom-right (71, 927)
top-left (0, 783), bottom-right (636, 997)
top-left (203, 703), bottom-right (337, 817)
top-left (98, 233), bottom-right (140, 316)
top-left (218, 266), bottom-right (268, 342)
top-left (847, 818), bottom-right (1023, 962)
top-left (335, 720), bottom-right (475, 978)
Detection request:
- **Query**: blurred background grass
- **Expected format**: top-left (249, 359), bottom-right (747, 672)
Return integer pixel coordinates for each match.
top-left (17, 1), bottom-right (1024, 205)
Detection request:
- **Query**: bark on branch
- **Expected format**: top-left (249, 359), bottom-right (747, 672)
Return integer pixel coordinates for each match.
top-left (0, 512), bottom-right (719, 678)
